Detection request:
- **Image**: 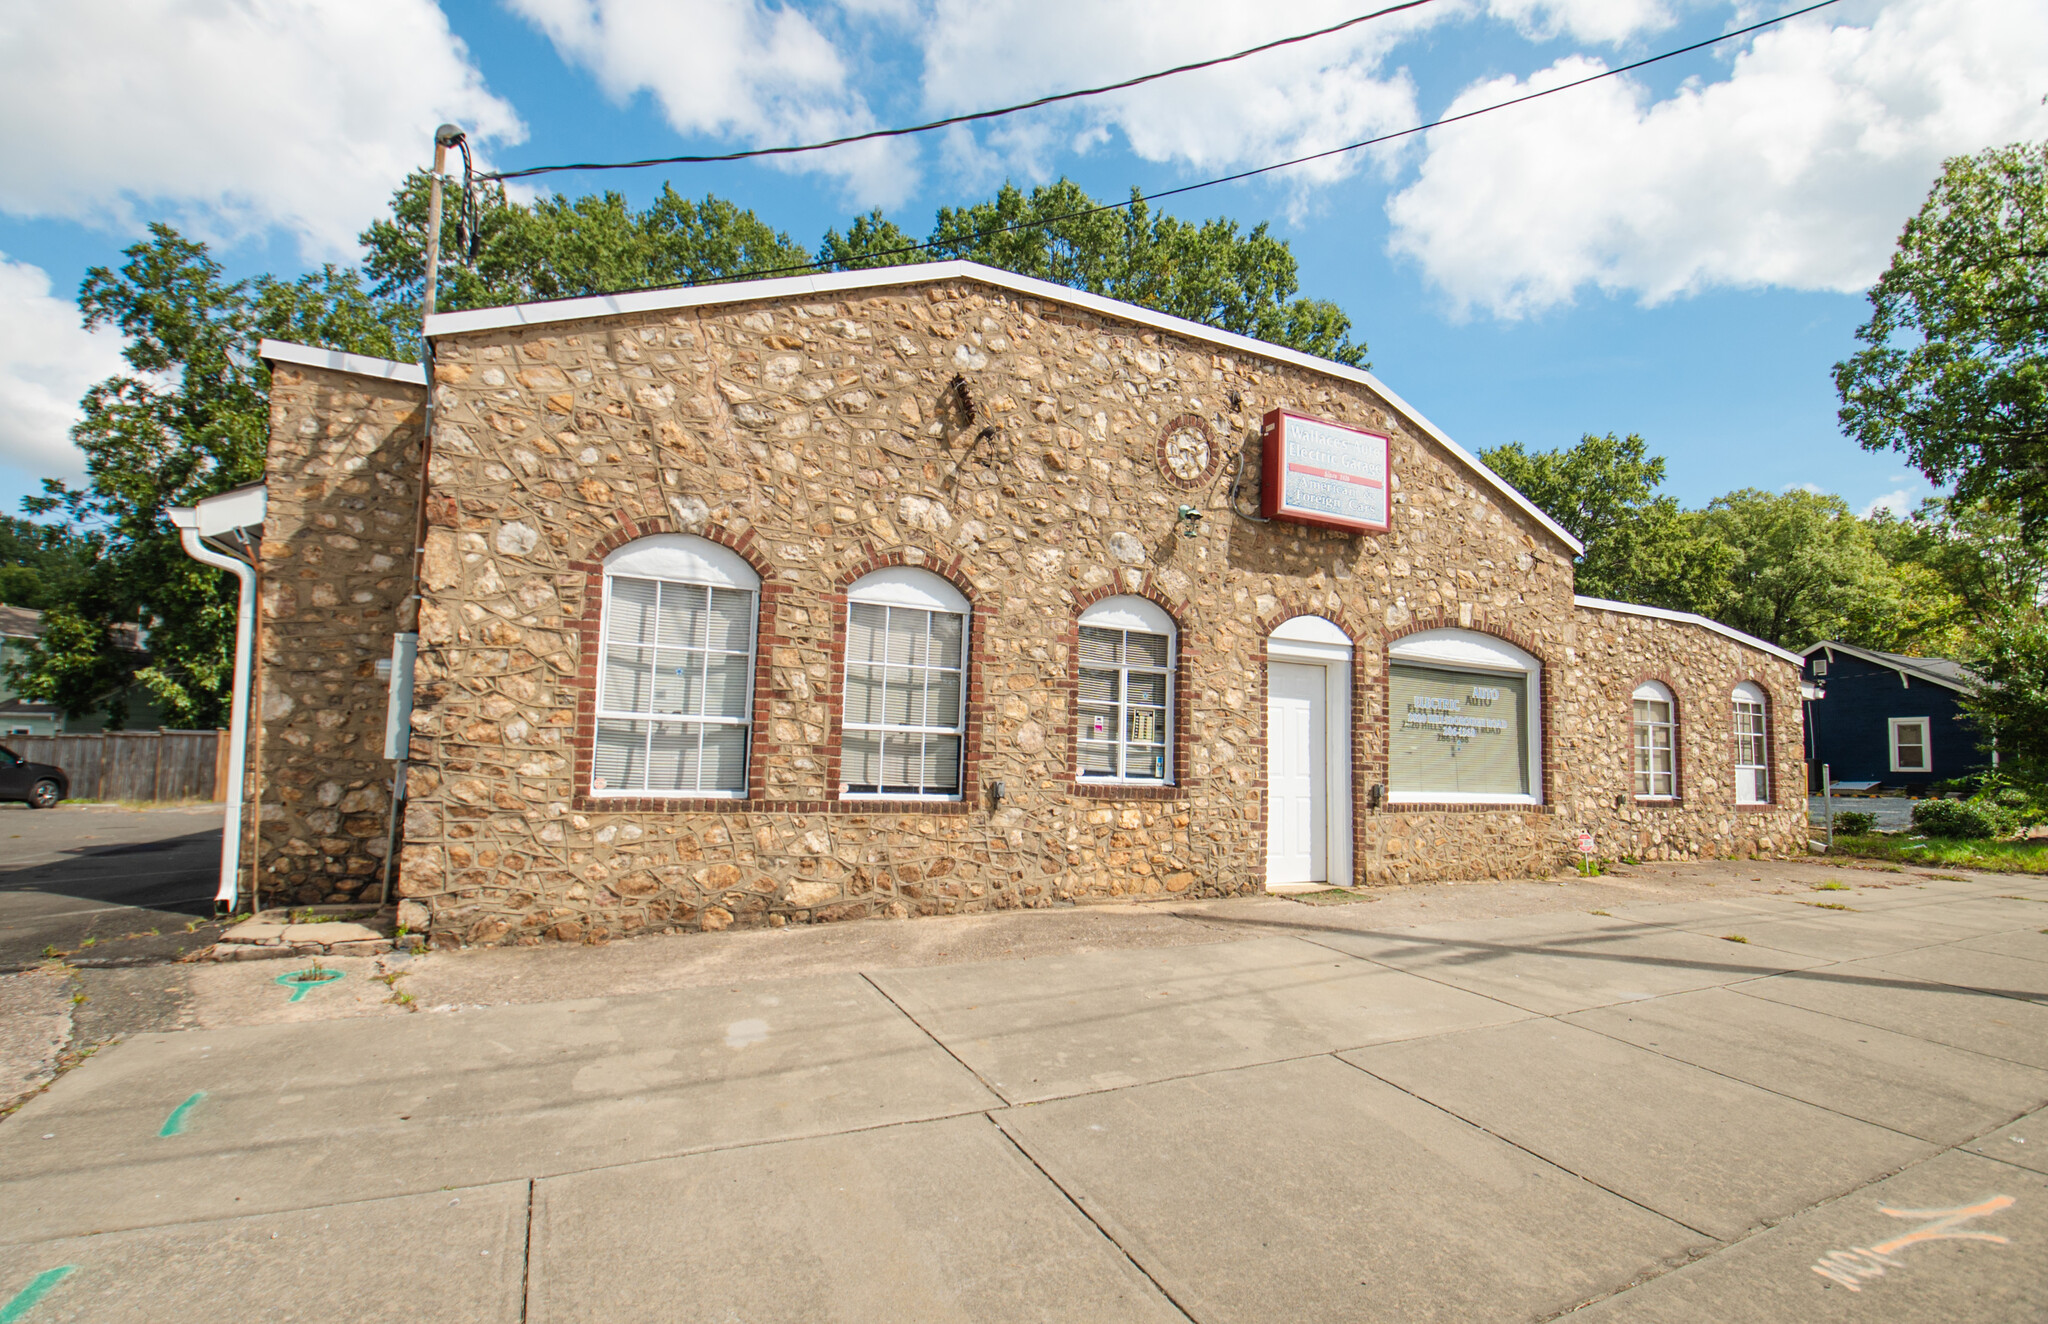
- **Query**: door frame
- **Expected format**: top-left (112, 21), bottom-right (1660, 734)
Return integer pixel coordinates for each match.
top-left (1266, 619), bottom-right (1353, 890)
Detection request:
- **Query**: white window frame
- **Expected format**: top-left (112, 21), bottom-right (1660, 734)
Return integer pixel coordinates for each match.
top-left (840, 567), bottom-right (971, 801)
top-left (1386, 628), bottom-right (1542, 806)
top-left (1889, 715), bottom-right (1931, 774)
top-left (1733, 682), bottom-right (1770, 805)
top-left (1076, 596), bottom-right (1177, 786)
top-left (1632, 681), bottom-right (1677, 800)
top-left (592, 535), bottom-right (760, 799)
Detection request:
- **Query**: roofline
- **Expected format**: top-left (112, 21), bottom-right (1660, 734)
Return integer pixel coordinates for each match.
top-left (1798, 639), bottom-right (1972, 693)
top-left (258, 339), bottom-right (426, 388)
top-left (419, 261), bottom-right (1584, 556)
top-left (1573, 597), bottom-right (1805, 668)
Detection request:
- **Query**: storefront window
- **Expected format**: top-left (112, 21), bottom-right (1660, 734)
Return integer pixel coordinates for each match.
top-left (593, 536), bottom-right (759, 797)
top-left (1387, 629), bottom-right (1540, 804)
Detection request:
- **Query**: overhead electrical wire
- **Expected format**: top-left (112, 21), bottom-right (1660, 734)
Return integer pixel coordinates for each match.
top-left (481, 0), bottom-right (1442, 182)
top-left (449, 0), bottom-right (1844, 304)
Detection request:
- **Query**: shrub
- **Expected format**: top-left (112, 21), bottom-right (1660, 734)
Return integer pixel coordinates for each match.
top-left (1911, 798), bottom-right (1999, 839)
top-left (1832, 810), bottom-right (1877, 835)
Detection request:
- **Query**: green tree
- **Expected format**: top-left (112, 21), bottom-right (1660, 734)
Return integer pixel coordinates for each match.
top-left (1479, 432), bottom-right (1732, 609)
top-left (6, 225), bottom-right (408, 727)
top-left (1955, 612), bottom-right (2048, 775)
top-left (1692, 488), bottom-right (1898, 650)
top-left (1836, 142), bottom-right (2048, 531)
top-left (0, 514), bottom-right (97, 610)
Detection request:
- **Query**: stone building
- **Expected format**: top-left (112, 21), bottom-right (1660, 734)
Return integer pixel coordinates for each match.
top-left (246, 262), bottom-right (1806, 945)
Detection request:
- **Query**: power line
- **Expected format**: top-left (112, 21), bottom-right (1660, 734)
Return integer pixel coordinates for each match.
top-left (632, 0), bottom-right (1846, 290)
top-left (482, 0), bottom-right (1442, 182)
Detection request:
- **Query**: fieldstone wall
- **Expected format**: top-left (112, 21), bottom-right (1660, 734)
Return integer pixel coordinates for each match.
top-left (1560, 604), bottom-right (1808, 861)
top-left (362, 274), bottom-right (1805, 945)
top-left (249, 363), bottom-right (424, 907)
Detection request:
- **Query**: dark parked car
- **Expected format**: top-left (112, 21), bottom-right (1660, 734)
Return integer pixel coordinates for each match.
top-left (0, 744), bottom-right (67, 808)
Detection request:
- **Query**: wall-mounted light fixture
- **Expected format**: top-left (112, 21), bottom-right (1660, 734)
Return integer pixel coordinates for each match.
top-left (989, 780), bottom-right (1007, 810)
top-left (1365, 783), bottom-right (1383, 809)
top-left (1176, 505), bottom-right (1204, 539)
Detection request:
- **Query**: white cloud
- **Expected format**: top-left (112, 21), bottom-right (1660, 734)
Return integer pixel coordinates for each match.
top-left (1860, 489), bottom-right (1916, 518)
top-left (915, 0), bottom-right (1429, 193)
top-left (0, 0), bottom-right (524, 257)
top-left (0, 256), bottom-right (127, 484)
top-left (1486, 0), bottom-right (1684, 45)
top-left (1385, 0), bottom-right (2048, 318)
top-left (506, 0), bottom-right (917, 204)
top-left (1783, 481), bottom-right (1825, 494)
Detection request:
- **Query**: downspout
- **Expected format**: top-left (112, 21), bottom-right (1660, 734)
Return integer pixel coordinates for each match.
top-left (170, 513), bottom-right (258, 915)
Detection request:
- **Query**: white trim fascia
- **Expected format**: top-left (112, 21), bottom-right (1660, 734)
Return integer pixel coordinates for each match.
top-left (1574, 597), bottom-right (1804, 669)
top-left (1796, 639), bottom-right (1971, 694)
top-left (258, 338), bottom-right (427, 387)
top-left (420, 261), bottom-right (1584, 556)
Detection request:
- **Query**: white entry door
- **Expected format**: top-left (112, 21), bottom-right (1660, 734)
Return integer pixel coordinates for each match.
top-left (1267, 661), bottom-right (1328, 884)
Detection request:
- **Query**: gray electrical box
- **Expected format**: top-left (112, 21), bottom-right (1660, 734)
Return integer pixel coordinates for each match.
top-left (383, 632), bottom-right (418, 760)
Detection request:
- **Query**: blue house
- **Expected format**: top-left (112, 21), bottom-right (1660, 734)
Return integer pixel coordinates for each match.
top-left (1800, 641), bottom-right (1978, 791)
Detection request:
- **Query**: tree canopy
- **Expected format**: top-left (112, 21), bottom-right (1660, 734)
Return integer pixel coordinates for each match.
top-left (1836, 141), bottom-right (2048, 532)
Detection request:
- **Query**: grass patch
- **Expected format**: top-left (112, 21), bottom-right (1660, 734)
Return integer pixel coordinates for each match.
top-left (1284, 889), bottom-right (1379, 906)
top-left (1813, 881), bottom-right (1848, 891)
top-left (1720, 934), bottom-right (1750, 943)
top-left (1802, 901), bottom-right (1856, 911)
top-left (1830, 834), bottom-right (2048, 875)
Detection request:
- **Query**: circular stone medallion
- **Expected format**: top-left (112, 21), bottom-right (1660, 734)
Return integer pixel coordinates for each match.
top-left (1157, 416), bottom-right (1217, 489)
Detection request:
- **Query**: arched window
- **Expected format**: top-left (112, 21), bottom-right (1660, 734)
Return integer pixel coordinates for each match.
top-left (1387, 629), bottom-right (1541, 804)
top-left (1632, 681), bottom-right (1676, 799)
top-left (841, 567), bottom-right (970, 799)
top-left (594, 535), bottom-right (760, 797)
top-left (1733, 682), bottom-right (1769, 804)
top-left (1077, 595), bottom-right (1177, 784)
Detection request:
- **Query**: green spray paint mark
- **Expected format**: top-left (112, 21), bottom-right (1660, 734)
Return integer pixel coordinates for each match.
top-left (275, 967), bottom-right (344, 1003)
top-left (0, 1267), bottom-right (76, 1322)
top-left (159, 1091), bottom-right (206, 1138)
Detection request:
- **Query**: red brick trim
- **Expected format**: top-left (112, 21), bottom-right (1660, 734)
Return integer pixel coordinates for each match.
top-left (1253, 603), bottom-right (1366, 886)
top-left (1630, 671), bottom-right (1685, 804)
top-left (1375, 615), bottom-right (1555, 814)
top-left (822, 543), bottom-right (994, 809)
top-left (1388, 802), bottom-right (1559, 815)
top-left (1155, 414), bottom-right (1219, 490)
top-left (1062, 579), bottom-right (1197, 803)
top-left (566, 519), bottom-right (782, 813)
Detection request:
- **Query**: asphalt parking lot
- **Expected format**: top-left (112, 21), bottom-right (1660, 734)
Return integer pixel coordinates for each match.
top-left (0, 805), bottom-right (230, 974)
top-left (0, 859), bottom-right (2041, 1321)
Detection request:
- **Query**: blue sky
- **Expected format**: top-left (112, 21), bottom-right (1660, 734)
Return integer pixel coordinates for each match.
top-left (2, 0), bottom-right (2044, 523)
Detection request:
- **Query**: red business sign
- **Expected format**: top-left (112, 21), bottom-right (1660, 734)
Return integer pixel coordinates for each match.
top-left (1260, 409), bottom-right (1391, 534)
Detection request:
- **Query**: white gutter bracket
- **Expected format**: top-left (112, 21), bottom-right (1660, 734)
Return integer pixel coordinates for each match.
top-left (169, 483), bottom-right (267, 915)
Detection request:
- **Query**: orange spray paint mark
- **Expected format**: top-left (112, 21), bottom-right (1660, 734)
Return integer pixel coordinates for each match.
top-left (1811, 1195), bottom-right (2014, 1291)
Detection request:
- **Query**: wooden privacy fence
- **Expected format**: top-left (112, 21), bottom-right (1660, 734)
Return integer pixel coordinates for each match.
top-left (4, 730), bottom-right (228, 802)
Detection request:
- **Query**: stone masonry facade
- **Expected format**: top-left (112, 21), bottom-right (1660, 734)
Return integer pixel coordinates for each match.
top-left (248, 363), bottom-right (423, 907)
top-left (250, 270), bottom-right (1807, 945)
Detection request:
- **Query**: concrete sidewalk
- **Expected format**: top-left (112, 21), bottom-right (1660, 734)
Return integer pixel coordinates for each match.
top-left (0, 866), bottom-right (2043, 1321)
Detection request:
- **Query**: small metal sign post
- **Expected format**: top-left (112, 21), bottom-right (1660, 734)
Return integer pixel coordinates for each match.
top-left (1822, 763), bottom-right (1834, 850)
top-left (1577, 831), bottom-right (1595, 876)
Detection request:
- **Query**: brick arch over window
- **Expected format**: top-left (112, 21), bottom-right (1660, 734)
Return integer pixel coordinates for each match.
top-left (822, 541), bottom-right (997, 815)
top-left (567, 518), bottom-right (784, 811)
top-left (1630, 671), bottom-right (1686, 807)
top-left (1068, 579), bottom-right (1199, 801)
top-left (1247, 600), bottom-right (1367, 886)
top-left (1375, 614), bottom-right (1557, 813)
top-left (1732, 674), bottom-right (1784, 810)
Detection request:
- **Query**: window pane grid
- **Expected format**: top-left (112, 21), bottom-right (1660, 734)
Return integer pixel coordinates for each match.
top-left (842, 603), bottom-right (967, 797)
top-left (596, 575), bottom-right (755, 796)
top-left (1633, 698), bottom-right (1675, 798)
top-left (1077, 626), bottom-right (1171, 783)
top-left (1733, 699), bottom-right (1769, 803)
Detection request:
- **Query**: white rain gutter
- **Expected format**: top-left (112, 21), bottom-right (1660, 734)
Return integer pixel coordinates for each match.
top-left (168, 483), bottom-right (267, 914)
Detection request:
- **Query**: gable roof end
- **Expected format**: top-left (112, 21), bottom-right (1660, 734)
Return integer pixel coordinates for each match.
top-left (419, 260), bottom-right (1583, 556)
top-left (1800, 640), bottom-right (1975, 693)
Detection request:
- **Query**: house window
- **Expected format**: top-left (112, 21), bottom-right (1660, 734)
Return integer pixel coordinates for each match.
top-left (1077, 595), bottom-right (1176, 784)
top-left (1387, 628), bottom-right (1540, 804)
top-left (1632, 681), bottom-right (1676, 799)
top-left (1889, 717), bottom-right (1930, 774)
top-left (1733, 682), bottom-right (1770, 804)
top-left (592, 535), bottom-right (760, 797)
top-left (841, 567), bottom-right (970, 799)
